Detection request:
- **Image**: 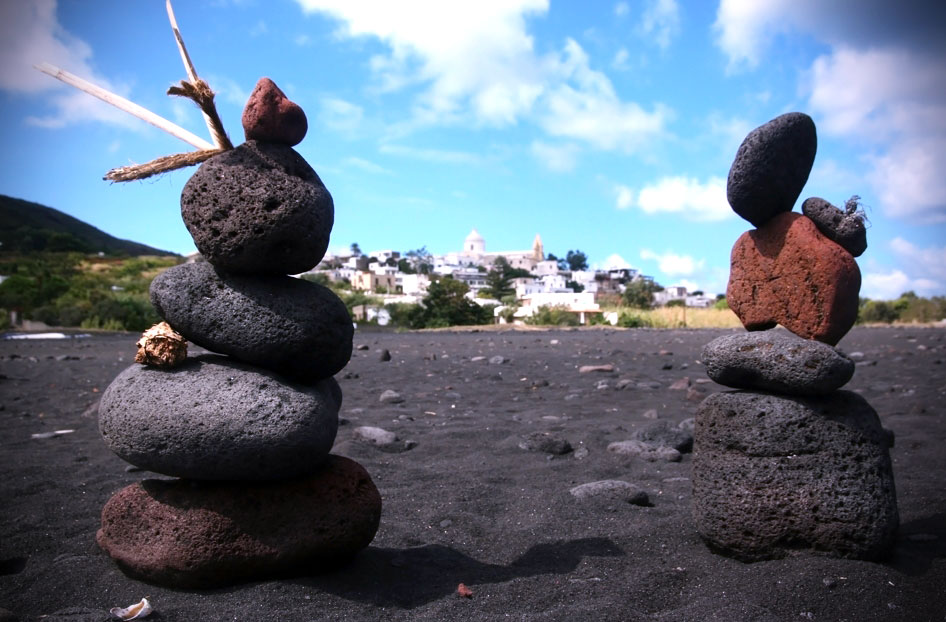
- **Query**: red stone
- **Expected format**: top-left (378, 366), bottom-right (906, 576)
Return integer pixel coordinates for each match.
top-left (727, 212), bottom-right (860, 345)
top-left (242, 77), bottom-right (307, 146)
top-left (96, 456), bottom-right (381, 588)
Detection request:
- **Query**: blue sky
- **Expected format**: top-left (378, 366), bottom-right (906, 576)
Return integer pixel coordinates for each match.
top-left (2, 0), bottom-right (945, 299)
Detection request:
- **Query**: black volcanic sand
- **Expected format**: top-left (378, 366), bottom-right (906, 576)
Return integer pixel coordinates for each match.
top-left (1, 326), bottom-right (944, 621)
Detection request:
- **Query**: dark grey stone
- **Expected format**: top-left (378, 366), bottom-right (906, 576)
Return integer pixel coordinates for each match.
top-left (702, 329), bottom-right (855, 395)
top-left (632, 420), bottom-right (693, 453)
top-left (692, 390), bottom-right (899, 561)
top-left (519, 431), bottom-right (572, 455)
top-left (801, 197), bottom-right (868, 256)
top-left (99, 355), bottom-right (340, 480)
top-left (151, 261), bottom-right (352, 382)
top-left (569, 480), bottom-right (649, 506)
top-left (727, 112), bottom-right (817, 227)
top-left (181, 140), bottom-right (334, 274)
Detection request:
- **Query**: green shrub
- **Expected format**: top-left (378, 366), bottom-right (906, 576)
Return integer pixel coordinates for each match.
top-left (617, 312), bottom-right (651, 328)
top-left (525, 305), bottom-right (580, 326)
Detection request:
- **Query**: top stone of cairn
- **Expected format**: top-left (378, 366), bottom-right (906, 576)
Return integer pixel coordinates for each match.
top-left (242, 77), bottom-right (308, 147)
top-left (727, 112), bottom-right (817, 228)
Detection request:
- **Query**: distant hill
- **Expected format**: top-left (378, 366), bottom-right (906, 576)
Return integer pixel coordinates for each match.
top-left (0, 194), bottom-right (178, 256)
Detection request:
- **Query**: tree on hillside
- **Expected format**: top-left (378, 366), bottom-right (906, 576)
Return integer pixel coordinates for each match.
top-left (405, 246), bottom-right (433, 274)
top-left (547, 252), bottom-right (567, 270)
top-left (482, 256), bottom-right (532, 300)
top-left (350, 242), bottom-right (362, 256)
top-left (565, 249), bottom-right (588, 271)
top-left (415, 277), bottom-right (492, 328)
top-left (623, 279), bottom-right (661, 309)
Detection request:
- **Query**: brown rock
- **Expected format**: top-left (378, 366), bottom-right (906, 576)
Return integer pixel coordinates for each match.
top-left (727, 212), bottom-right (860, 345)
top-left (242, 77), bottom-right (307, 146)
top-left (97, 456), bottom-right (381, 588)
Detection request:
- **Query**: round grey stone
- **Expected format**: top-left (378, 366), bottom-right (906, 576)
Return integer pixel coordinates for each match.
top-left (692, 390), bottom-right (899, 561)
top-left (632, 420), bottom-right (693, 452)
top-left (181, 140), bottom-right (334, 274)
top-left (801, 196), bottom-right (868, 257)
top-left (99, 355), bottom-right (340, 480)
top-left (569, 480), bottom-right (649, 506)
top-left (379, 389), bottom-right (404, 404)
top-left (727, 112), bottom-right (817, 227)
top-left (702, 329), bottom-right (855, 395)
top-left (151, 261), bottom-right (352, 382)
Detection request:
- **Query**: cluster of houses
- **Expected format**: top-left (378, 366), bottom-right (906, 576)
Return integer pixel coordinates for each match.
top-left (305, 229), bottom-right (715, 325)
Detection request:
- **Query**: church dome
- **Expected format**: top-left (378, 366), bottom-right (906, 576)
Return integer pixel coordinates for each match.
top-left (464, 228), bottom-right (485, 254)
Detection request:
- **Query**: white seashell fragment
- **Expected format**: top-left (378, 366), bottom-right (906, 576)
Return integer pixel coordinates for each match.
top-left (110, 597), bottom-right (153, 620)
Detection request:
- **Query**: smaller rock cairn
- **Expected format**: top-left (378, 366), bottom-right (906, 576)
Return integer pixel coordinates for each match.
top-left (692, 112), bottom-right (898, 561)
top-left (95, 79), bottom-right (381, 588)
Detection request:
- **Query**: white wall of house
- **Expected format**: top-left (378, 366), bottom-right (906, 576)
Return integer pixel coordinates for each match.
top-left (533, 260), bottom-right (560, 276)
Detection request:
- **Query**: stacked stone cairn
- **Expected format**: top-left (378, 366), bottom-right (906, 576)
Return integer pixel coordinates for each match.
top-left (692, 112), bottom-right (899, 561)
top-left (95, 78), bottom-right (381, 588)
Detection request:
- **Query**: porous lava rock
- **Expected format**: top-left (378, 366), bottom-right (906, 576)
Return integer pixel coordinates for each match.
top-left (150, 262), bottom-right (352, 381)
top-left (702, 329), bottom-right (855, 395)
top-left (181, 140), bottom-right (333, 275)
top-left (727, 212), bottom-right (861, 345)
top-left (692, 390), bottom-right (899, 561)
top-left (801, 197), bottom-right (868, 257)
top-left (727, 112), bottom-right (817, 227)
top-left (99, 355), bottom-right (341, 480)
top-left (242, 77), bottom-right (308, 146)
top-left (96, 456), bottom-right (381, 589)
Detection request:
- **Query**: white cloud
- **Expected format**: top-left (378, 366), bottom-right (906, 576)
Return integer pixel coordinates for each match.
top-left (249, 20), bottom-right (268, 37)
top-left (296, 1), bottom-right (671, 152)
top-left (343, 156), bottom-right (392, 175)
top-left (806, 46), bottom-right (946, 223)
top-left (614, 2), bottom-right (630, 18)
top-left (297, 0), bottom-right (548, 126)
top-left (599, 253), bottom-right (632, 270)
top-left (206, 74), bottom-right (250, 107)
top-left (2, 0), bottom-right (139, 128)
top-left (712, 0), bottom-right (788, 72)
top-left (611, 47), bottom-right (630, 71)
top-left (890, 237), bottom-right (946, 283)
top-left (319, 96), bottom-right (364, 133)
top-left (712, 2), bottom-right (946, 224)
top-left (614, 184), bottom-right (634, 210)
top-left (540, 39), bottom-right (670, 152)
top-left (634, 176), bottom-right (730, 221)
top-left (639, 0), bottom-right (680, 50)
top-left (862, 269), bottom-right (940, 300)
top-left (531, 141), bottom-right (580, 172)
top-left (640, 249), bottom-right (705, 276)
top-left (379, 143), bottom-right (483, 165)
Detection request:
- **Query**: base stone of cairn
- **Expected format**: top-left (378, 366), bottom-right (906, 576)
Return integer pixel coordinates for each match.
top-left (97, 456), bottom-right (381, 589)
top-left (693, 111), bottom-right (897, 562)
top-left (693, 390), bottom-right (898, 561)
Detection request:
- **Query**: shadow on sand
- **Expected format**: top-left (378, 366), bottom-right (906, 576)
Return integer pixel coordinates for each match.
top-left (292, 537), bottom-right (624, 608)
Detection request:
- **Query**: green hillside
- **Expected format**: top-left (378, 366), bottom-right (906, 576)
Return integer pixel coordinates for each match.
top-left (0, 194), bottom-right (177, 256)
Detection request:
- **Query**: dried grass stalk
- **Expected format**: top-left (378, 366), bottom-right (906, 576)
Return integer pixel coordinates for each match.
top-left (105, 149), bottom-right (223, 182)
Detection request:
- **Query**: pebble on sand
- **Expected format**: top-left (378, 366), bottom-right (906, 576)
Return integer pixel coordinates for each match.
top-left (518, 431), bottom-right (573, 455)
top-left (569, 480), bottom-right (650, 506)
top-left (579, 364), bottom-right (615, 374)
top-left (379, 389), bottom-right (404, 404)
top-left (607, 441), bottom-right (682, 462)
